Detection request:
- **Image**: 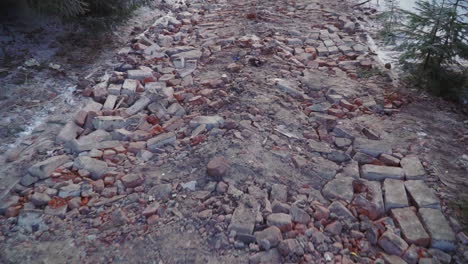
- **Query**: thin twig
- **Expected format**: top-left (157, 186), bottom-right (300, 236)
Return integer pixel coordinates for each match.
top-left (353, 0), bottom-right (372, 8)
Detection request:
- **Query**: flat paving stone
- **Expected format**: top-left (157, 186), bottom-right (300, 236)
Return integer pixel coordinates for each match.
top-left (401, 156), bottom-right (425, 180)
top-left (353, 138), bottom-right (392, 158)
top-left (404, 180), bottom-right (440, 209)
top-left (322, 176), bottom-right (354, 203)
top-left (361, 164), bottom-right (404, 181)
top-left (419, 208), bottom-right (456, 251)
top-left (391, 207), bottom-right (430, 247)
top-left (384, 179), bottom-right (409, 211)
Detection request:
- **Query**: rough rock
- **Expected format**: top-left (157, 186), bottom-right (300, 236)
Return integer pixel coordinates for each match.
top-left (380, 154), bottom-right (400, 166)
top-left (92, 116), bottom-right (126, 131)
top-left (147, 132), bottom-right (176, 151)
top-left (122, 79), bottom-right (138, 95)
top-left (249, 249), bottom-right (282, 264)
top-left (290, 203), bottom-right (311, 224)
top-left (17, 209), bottom-right (46, 232)
top-left (353, 138), bottom-right (392, 157)
top-left (58, 184), bottom-right (81, 198)
top-left (125, 96), bottom-right (151, 116)
top-left (266, 213), bottom-right (292, 232)
top-left (127, 69), bottom-right (153, 80)
top-left (328, 201), bottom-right (356, 222)
top-left (0, 195), bottom-right (20, 214)
top-left (44, 204), bottom-right (67, 219)
top-left (189, 115), bottom-right (224, 130)
top-left (381, 253), bottom-right (408, 264)
top-left (68, 130), bottom-right (112, 153)
top-left (325, 221), bottom-right (342, 235)
top-left (402, 244), bottom-right (420, 264)
top-left (121, 174), bottom-right (145, 188)
top-left (73, 156), bottom-right (109, 180)
top-left (228, 203), bottom-right (258, 235)
top-left (378, 230), bottom-right (409, 256)
top-left (271, 200), bottom-right (291, 214)
top-left (270, 184), bottom-right (287, 202)
top-left (308, 156), bottom-right (339, 180)
top-left (428, 248), bottom-right (452, 264)
top-left (322, 176), bottom-right (354, 203)
top-left (206, 156), bottom-right (229, 179)
top-left (149, 184), bottom-right (172, 200)
top-left (278, 239), bottom-right (304, 256)
top-left (57, 122), bottom-right (83, 143)
top-left (103, 95), bottom-right (118, 110)
top-left (21, 174), bottom-right (39, 187)
top-left (274, 79), bottom-right (305, 97)
top-left (352, 179), bottom-right (384, 220)
top-left (28, 155), bottom-right (70, 179)
top-left (254, 226), bottom-right (283, 247)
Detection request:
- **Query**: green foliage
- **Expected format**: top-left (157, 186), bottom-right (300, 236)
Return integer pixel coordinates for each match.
top-left (25, 0), bottom-right (150, 17)
top-left (378, 0), bottom-right (404, 44)
top-left (397, 0), bottom-right (468, 102)
top-left (26, 0), bottom-right (88, 17)
top-left (357, 67), bottom-right (384, 79)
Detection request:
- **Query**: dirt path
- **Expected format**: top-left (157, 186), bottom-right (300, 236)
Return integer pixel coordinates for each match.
top-left (1, 0), bottom-right (467, 263)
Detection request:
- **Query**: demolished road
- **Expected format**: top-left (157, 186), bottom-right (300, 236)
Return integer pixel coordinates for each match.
top-left (1, 0), bottom-right (467, 263)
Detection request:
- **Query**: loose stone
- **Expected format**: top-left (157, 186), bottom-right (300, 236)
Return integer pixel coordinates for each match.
top-left (361, 164), bottom-right (404, 181)
top-left (383, 179), bottom-right (409, 211)
top-left (266, 213), bottom-right (292, 232)
top-left (419, 208), bottom-right (456, 251)
top-left (400, 156), bottom-right (425, 180)
top-left (378, 230), bottom-right (409, 256)
top-left (206, 156), bottom-right (229, 179)
top-left (391, 207), bottom-right (430, 247)
top-left (404, 180), bottom-right (440, 209)
top-left (28, 155), bottom-right (70, 179)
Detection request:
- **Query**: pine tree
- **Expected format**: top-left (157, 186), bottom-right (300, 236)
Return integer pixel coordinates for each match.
top-left (378, 0), bottom-right (404, 44)
top-left (398, 0), bottom-right (468, 99)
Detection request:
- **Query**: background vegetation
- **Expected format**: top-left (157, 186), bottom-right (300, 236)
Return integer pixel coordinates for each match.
top-left (0, 0), bottom-right (151, 18)
top-left (380, 0), bottom-right (468, 102)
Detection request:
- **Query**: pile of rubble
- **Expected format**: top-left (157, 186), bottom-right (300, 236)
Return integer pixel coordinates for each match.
top-left (0, 0), bottom-right (467, 263)
top-left (202, 154), bottom-right (461, 264)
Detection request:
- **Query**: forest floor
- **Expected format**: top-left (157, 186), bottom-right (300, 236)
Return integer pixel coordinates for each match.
top-left (0, 0), bottom-right (467, 263)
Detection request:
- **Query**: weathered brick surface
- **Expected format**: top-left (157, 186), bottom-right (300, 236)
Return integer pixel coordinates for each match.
top-left (401, 156), bottom-right (425, 180)
top-left (404, 180), bottom-right (440, 209)
top-left (361, 165), bottom-right (404, 181)
top-left (391, 207), bottom-right (430, 247)
top-left (384, 179), bottom-right (409, 211)
top-left (419, 208), bottom-right (456, 251)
